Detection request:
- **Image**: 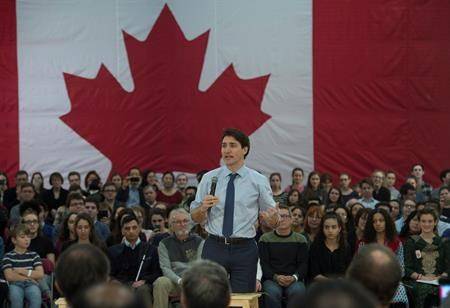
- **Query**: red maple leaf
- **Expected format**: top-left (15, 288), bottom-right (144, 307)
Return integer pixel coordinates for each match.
top-left (61, 5), bottom-right (270, 175)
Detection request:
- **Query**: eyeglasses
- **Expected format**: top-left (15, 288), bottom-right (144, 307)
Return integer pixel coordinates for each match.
top-left (23, 220), bottom-right (39, 225)
top-left (173, 219), bottom-right (189, 225)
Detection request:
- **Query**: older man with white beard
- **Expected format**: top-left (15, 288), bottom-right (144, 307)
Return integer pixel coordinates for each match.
top-left (152, 209), bottom-right (204, 308)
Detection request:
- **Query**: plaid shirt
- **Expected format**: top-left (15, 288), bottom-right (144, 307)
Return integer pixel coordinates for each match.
top-left (418, 181), bottom-right (433, 200)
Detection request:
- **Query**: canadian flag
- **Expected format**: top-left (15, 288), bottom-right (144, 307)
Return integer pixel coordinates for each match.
top-left (0, 0), bottom-right (449, 188)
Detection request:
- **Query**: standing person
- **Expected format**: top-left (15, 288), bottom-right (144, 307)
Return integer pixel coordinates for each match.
top-left (284, 168), bottom-right (304, 194)
top-left (385, 171), bottom-right (400, 200)
top-left (411, 164), bottom-right (432, 201)
top-left (371, 170), bottom-right (391, 202)
top-left (190, 128), bottom-right (279, 293)
top-left (156, 172), bottom-right (183, 209)
top-left (41, 172), bottom-right (69, 211)
top-left (270, 173), bottom-right (287, 205)
top-left (3, 170), bottom-right (28, 209)
top-left (339, 173), bottom-right (359, 205)
top-left (358, 179), bottom-right (379, 209)
top-left (30, 172), bottom-right (45, 196)
top-left (301, 172), bottom-right (326, 204)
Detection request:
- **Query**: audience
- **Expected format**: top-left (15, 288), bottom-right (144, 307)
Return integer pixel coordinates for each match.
top-left (2, 224), bottom-right (44, 308)
top-left (259, 205), bottom-right (308, 308)
top-left (347, 244), bottom-right (402, 308)
top-left (55, 244), bottom-right (110, 305)
top-left (309, 213), bottom-right (352, 281)
top-left (72, 282), bottom-right (145, 308)
top-left (181, 260), bottom-right (231, 308)
top-left (404, 208), bottom-right (448, 307)
top-left (108, 214), bottom-right (161, 307)
top-left (153, 208), bottom-right (204, 308)
top-left (288, 279), bottom-right (378, 308)
top-left (1, 166), bottom-right (450, 308)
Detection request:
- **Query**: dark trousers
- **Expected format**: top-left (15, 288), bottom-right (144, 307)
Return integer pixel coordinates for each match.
top-left (202, 237), bottom-right (258, 293)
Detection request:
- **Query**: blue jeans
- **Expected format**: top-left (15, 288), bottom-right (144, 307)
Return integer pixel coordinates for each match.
top-left (263, 279), bottom-right (305, 308)
top-left (8, 281), bottom-right (42, 308)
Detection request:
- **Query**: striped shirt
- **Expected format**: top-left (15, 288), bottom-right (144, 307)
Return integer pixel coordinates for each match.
top-left (2, 250), bottom-right (42, 271)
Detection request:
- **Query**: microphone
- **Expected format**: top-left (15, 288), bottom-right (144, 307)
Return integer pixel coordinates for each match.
top-left (209, 176), bottom-right (218, 196)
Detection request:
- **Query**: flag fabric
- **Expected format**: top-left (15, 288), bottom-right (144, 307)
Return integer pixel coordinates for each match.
top-left (0, 0), bottom-right (449, 188)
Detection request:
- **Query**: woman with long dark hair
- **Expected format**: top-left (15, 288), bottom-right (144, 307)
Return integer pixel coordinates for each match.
top-left (270, 172), bottom-right (287, 205)
top-left (284, 167), bottom-right (304, 193)
top-left (347, 207), bottom-right (370, 254)
top-left (326, 187), bottom-right (343, 210)
top-left (55, 212), bottom-right (77, 256)
top-left (31, 172), bottom-right (45, 196)
top-left (61, 212), bottom-right (105, 253)
top-left (309, 213), bottom-right (352, 281)
top-left (301, 171), bottom-right (326, 204)
top-left (399, 210), bottom-right (420, 243)
top-left (286, 189), bottom-right (302, 208)
top-left (360, 208), bottom-right (408, 305)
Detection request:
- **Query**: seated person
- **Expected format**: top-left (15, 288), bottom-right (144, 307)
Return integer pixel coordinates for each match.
top-left (2, 224), bottom-right (44, 308)
top-left (259, 205), bottom-right (308, 308)
top-left (84, 197), bottom-right (111, 242)
top-left (108, 214), bottom-right (162, 307)
top-left (153, 209), bottom-right (204, 308)
top-left (309, 213), bottom-right (352, 281)
top-left (149, 209), bottom-right (170, 246)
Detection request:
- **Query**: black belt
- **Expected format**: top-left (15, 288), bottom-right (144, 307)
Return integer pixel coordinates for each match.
top-left (208, 234), bottom-right (253, 245)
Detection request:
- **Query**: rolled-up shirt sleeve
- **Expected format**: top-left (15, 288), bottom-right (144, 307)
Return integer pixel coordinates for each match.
top-left (258, 175), bottom-right (276, 211)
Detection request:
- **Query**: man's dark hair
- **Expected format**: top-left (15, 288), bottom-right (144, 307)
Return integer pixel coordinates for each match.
top-left (411, 163), bottom-right (425, 171)
top-left (102, 181), bottom-right (116, 192)
top-left (288, 279), bottom-right (378, 308)
top-left (359, 178), bottom-right (373, 188)
top-left (222, 128), bottom-right (250, 158)
top-left (184, 186), bottom-right (197, 193)
top-left (85, 196), bottom-right (100, 209)
top-left (399, 183), bottom-right (415, 196)
top-left (150, 208), bottom-right (167, 220)
top-left (181, 260), bottom-right (231, 308)
top-left (346, 244), bottom-right (401, 306)
top-left (120, 214), bottom-right (139, 229)
top-left (15, 170), bottom-right (28, 178)
top-left (66, 192), bottom-right (85, 208)
top-left (440, 169), bottom-right (450, 182)
top-left (68, 171), bottom-right (81, 179)
top-left (196, 170), bottom-right (209, 183)
top-left (72, 282), bottom-right (145, 308)
top-left (55, 244), bottom-right (110, 305)
top-left (19, 200), bottom-right (41, 217)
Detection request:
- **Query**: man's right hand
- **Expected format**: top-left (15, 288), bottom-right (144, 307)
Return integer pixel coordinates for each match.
top-left (201, 195), bottom-right (220, 212)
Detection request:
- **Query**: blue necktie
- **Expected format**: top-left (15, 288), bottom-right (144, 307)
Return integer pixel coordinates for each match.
top-left (222, 173), bottom-right (238, 238)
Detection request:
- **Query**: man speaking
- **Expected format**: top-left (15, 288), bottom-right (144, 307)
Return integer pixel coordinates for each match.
top-left (191, 128), bottom-right (279, 292)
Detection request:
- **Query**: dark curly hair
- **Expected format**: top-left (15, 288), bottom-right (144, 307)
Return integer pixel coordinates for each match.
top-left (363, 208), bottom-right (397, 244)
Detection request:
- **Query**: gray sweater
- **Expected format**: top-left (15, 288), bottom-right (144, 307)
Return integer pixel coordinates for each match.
top-left (158, 234), bottom-right (204, 284)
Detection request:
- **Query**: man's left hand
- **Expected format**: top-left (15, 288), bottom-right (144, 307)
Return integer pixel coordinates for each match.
top-left (132, 280), bottom-right (146, 288)
top-left (260, 205), bottom-right (280, 228)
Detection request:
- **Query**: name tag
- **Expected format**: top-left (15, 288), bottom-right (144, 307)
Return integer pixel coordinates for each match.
top-left (415, 250), bottom-right (422, 259)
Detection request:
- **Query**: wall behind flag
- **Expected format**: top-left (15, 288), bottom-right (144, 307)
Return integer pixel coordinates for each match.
top-left (314, 0), bottom-right (450, 187)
